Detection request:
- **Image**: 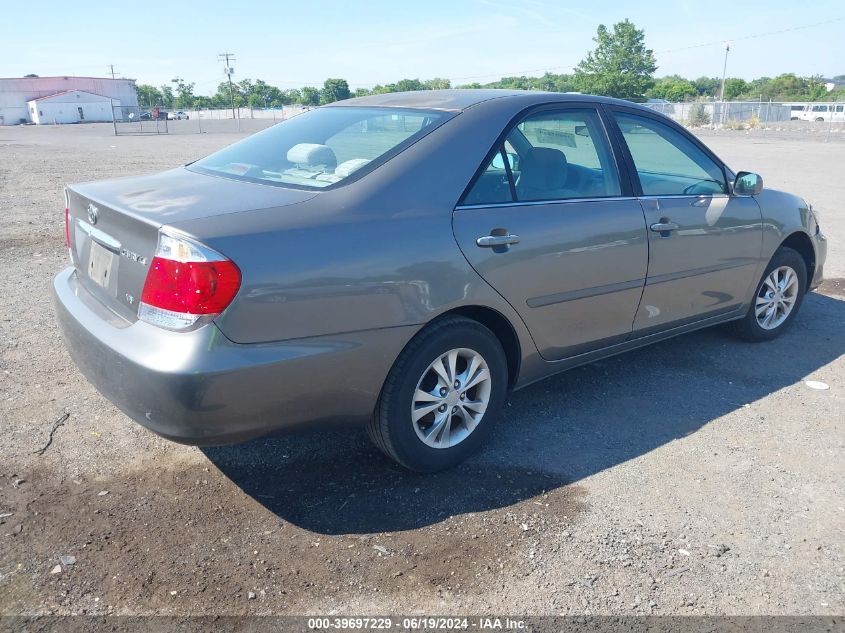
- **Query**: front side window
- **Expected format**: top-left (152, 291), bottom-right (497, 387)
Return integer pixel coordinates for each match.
top-left (461, 108), bottom-right (621, 205)
top-left (190, 107), bottom-right (448, 189)
top-left (615, 112), bottom-right (727, 196)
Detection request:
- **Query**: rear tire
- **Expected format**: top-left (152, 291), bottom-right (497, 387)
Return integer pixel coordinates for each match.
top-left (730, 246), bottom-right (807, 342)
top-left (367, 316), bottom-right (508, 472)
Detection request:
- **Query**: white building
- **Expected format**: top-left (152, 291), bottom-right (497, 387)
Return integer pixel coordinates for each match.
top-left (0, 76), bottom-right (138, 125)
top-left (27, 90), bottom-right (119, 125)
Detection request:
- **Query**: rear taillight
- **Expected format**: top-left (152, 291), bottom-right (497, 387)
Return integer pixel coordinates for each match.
top-left (138, 233), bottom-right (241, 331)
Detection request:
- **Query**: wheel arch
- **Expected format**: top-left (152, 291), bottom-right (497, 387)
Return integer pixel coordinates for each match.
top-left (437, 305), bottom-right (522, 389)
top-left (779, 230), bottom-right (816, 288)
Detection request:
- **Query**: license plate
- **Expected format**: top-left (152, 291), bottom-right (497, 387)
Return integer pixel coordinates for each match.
top-left (88, 241), bottom-right (115, 289)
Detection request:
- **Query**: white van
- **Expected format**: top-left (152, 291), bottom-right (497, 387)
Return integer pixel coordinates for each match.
top-left (782, 103), bottom-right (806, 120)
top-left (800, 103), bottom-right (845, 122)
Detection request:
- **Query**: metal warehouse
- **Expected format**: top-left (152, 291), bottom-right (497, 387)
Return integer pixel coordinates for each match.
top-left (0, 76), bottom-right (138, 125)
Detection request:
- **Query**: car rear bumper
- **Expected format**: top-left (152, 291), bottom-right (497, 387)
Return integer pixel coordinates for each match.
top-left (53, 267), bottom-right (414, 445)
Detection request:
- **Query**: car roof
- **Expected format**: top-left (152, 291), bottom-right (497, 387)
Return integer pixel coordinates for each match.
top-left (330, 89), bottom-right (637, 112)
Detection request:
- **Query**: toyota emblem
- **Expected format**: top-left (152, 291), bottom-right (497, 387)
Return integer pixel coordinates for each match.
top-left (87, 203), bottom-right (99, 225)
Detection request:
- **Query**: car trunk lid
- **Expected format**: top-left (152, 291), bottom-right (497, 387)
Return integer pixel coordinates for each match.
top-left (66, 168), bottom-right (317, 322)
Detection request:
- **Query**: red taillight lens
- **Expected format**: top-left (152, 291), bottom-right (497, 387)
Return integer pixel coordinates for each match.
top-left (141, 257), bottom-right (241, 315)
top-left (64, 207), bottom-right (70, 248)
top-left (138, 233), bottom-right (241, 331)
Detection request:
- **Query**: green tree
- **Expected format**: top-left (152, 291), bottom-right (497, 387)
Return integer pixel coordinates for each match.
top-left (321, 78), bottom-right (350, 104)
top-left (721, 78), bottom-right (748, 100)
top-left (136, 84), bottom-right (163, 107)
top-left (300, 86), bottom-right (321, 106)
top-left (424, 77), bottom-right (451, 90)
top-left (159, 85), bottom-right (175, 108)
top-left (171, 77), bottom-right (196, 109)
top-left (743, 73), bottom-right (827, 101)
top-left (692, 76), bottom-right (720, 97)
top-left (354, 87), bottom-right (372, 97)
top-left (647, 75), bottom-right (697, 101)
top-left (392, 78), bottom-right (426, 92)
top-left (574, 19), bottom-right (657, 99)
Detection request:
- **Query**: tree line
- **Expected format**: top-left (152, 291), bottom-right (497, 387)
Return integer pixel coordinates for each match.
top-left (136, 20), bottom-right (844, 110)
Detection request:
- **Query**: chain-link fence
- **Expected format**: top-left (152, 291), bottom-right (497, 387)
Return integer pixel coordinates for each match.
top-left (642, 100), bottom-right (845, 132)
top-left (112, 105), bottom-right (169, 135)
top-left (113, 105), bottom-right (310, 135)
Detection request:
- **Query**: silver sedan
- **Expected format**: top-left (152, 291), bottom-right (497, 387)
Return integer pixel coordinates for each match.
top-left (53, 90), bottom-right (827, 471)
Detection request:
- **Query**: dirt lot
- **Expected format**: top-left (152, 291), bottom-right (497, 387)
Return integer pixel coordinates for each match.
top-left (0, 122), bottom-right (843, 616)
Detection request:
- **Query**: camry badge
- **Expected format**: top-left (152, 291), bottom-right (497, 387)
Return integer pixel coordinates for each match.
top-left (87, 203), bottom-right (99, 225)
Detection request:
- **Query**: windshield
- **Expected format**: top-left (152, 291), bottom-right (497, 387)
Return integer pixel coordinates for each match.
top-left (189, 107), bottom-right (450, 189)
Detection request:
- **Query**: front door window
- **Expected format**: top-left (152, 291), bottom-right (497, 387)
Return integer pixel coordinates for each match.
top-left (614, 113), bottom-right (726, 196)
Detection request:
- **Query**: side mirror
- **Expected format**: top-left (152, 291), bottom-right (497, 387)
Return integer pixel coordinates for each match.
top-left (491, 152), bottom-right (517, 170)
top-left (734, 171), bottom-right (763, 196)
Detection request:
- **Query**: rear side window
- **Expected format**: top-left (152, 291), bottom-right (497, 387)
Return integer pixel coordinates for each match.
top-left (190, 107), bottom-right (448, 190)
top-left (615, 112), bottom-right (727, 196)
top-left (461, 108), bottom-right (621, 205)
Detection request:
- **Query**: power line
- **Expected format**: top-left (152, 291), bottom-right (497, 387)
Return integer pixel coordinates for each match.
top-left (656, 16), bottom-right (845, 54)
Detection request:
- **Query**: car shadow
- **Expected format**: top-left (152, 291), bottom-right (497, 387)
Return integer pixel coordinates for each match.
top-left (203, 291), bottom-right (845, 535)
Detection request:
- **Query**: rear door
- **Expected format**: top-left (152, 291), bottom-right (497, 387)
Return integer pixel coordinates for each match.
top-left (452, 104), bottom-right (649, 361)
top-left (607, 107), bottom-right (762, 333)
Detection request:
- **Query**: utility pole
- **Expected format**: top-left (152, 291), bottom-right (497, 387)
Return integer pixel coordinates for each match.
top-left (718, 42), bottom-right (730, 125)
top-left (218, 52), bottom-right (239, 130)
top-left (108, 64), bottom-right (117, 79)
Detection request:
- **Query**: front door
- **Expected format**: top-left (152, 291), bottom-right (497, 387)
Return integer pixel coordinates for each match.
top-left (453, 105), bottom-right (648, 360)
top-left (609, 109), bottom-right (763, 333)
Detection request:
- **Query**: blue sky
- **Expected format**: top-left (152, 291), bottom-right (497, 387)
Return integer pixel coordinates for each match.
top-left (2, 0), bottom-right (842, 93)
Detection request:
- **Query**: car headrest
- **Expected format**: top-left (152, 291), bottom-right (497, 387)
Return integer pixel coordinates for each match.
top-left (335, 158), bottom-right (371, 178)
top-left (287, 143), bottom-right (337, 169)
top-left (518, 147), bottom-right (568, 193)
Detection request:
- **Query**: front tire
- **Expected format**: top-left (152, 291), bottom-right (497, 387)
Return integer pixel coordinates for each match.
top-left (731, 246), bottom-right (807, 342)
top-left (367, 316), bottom-right (508, 472)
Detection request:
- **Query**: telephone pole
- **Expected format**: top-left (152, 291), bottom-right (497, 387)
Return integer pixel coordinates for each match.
top-left (218, 52), bottom-right (238, 128)
top-left (108, 64), bottom-right (118, 79)
top-left (718, 42), bottom-right (730, 124)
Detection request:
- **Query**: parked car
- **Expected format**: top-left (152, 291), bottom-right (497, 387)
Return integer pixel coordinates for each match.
top-left (54, 90), bottom-right (827, 471)
top-left (167, 110), bottom-right (189, 120)
top-left (138, 111), bottom-right (153, 121)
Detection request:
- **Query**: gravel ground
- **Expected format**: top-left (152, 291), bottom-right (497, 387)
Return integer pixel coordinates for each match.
top-left (0, 122), bottom-right (843, 616)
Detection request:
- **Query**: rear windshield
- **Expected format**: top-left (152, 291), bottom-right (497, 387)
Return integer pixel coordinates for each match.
top-left (189, 107), bottom-right (449, 189)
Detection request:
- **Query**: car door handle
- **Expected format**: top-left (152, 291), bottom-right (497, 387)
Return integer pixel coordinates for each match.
top-left (649, 221), bottom-right (679, 233)
top-left (476, 234), bottom-right (520, 247)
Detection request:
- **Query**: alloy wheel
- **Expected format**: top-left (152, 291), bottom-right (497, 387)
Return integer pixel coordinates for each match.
top-left (411, 348), bottom-right (491, 449)
top-left (755, 265), bottom-right (799, 330)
